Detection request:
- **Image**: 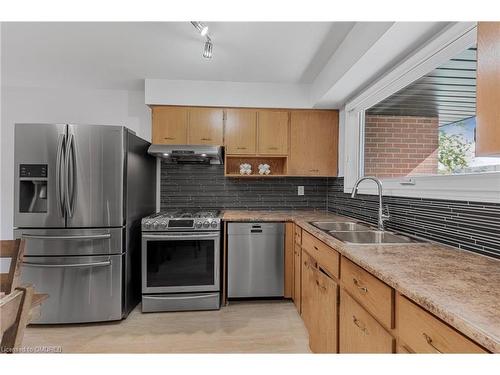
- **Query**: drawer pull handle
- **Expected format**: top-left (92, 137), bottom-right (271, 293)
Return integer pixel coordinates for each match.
top-left (313, 245), bottom-right (319, 251)
top-left (352, 315), bottom-right (369, 335)
top-left (353, 278), bottom-right (368, 293)
top-left (236, 147), bottom-right (247, 150)
top-left (268, 147), bottom-right (278, 150)
top-left (164, 137), bottom-right (175, 140)
top-left (422, 333), bottom-right (442, 354)
top-left (201, 138), bottom-right (212, 141)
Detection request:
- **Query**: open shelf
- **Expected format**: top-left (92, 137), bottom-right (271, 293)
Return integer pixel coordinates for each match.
top-left (225, 155), bottom-right (288, 177)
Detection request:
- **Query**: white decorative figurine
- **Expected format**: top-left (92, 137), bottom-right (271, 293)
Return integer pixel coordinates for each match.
top-left (239, 163), bottom-right (252, 175)
top-left (258, 163), bottom-right (271, 175)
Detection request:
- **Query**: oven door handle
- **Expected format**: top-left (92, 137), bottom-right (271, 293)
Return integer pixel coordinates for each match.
top-left (142, 233), bottom-right (220, 240)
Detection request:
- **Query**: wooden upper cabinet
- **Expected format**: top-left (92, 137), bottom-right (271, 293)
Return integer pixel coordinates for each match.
top-left (289, 110), bottom-right (338, 176)
top-left (476, 22), bottom-right (500, 156)
top-left (257, 110), bottom-right (289, 155)
top-left (152, 106), bottom-right (188, 145)
top-left (224, 109), bottom-right (257, 154)
top-left (188, 107), bottom-right (224, 145)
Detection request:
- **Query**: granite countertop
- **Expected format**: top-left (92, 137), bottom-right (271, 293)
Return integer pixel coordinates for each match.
top-left (222, 209), bottom-right (500, 353)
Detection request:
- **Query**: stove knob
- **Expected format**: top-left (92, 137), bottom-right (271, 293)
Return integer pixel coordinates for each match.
top-left (195, 221), bottom-right (203, 229)
top-left (203, 220), bottom-right (210, 228)
top-left (153, 222), bottom-right (159, 230)
top-left (210, 221), bottom-right (218, 229)
top-left (161, 221), bottom-right (168, 229)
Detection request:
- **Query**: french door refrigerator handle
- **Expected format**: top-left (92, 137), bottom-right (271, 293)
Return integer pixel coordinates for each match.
top-left (55, 133), bottom-right (66, 217)
top-left (64, 133), bottom-right (75, 217)
top-left (22, 260), bottom-right (111, 268)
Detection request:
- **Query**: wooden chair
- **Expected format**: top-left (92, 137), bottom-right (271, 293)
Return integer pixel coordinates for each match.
top-left (1, 285), bottom-right (34, 353)
top-left (1, 239), bottom-right (25, 296)
top-left (1, 240), bottom-right (48, 353)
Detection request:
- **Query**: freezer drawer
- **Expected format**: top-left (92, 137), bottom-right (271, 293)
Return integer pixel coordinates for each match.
top-left (21, 254), bottom-right (123, 324)
top-left (228, 222), bottom-right (284, 298)
top-left (14, 228), bottom-right (124, 256)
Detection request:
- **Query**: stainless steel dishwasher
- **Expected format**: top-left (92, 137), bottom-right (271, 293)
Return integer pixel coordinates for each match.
top-left (227, 222), bottom-right (284, 298)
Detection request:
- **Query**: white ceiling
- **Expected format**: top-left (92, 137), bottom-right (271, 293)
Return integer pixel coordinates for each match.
top-left (1, 22), bottom-right (355, 90)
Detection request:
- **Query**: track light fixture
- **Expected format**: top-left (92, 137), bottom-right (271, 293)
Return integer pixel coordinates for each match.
top-left (203, 40), bottom-right (213, 59)
top-left (191, 21), bottom-right (213, 59)
top-left (191, 21), bottom-right (209, 37)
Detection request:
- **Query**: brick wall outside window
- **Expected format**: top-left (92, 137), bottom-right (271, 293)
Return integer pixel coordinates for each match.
top-left (364, 115), bottom-right (439, 178)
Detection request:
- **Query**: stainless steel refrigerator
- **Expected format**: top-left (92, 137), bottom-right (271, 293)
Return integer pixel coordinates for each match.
top-left (13, 123), bottom-right (156, 324)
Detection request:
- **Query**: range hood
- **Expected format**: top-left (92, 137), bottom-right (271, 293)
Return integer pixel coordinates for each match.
top-left (148, 144), bottom-right (224, 165)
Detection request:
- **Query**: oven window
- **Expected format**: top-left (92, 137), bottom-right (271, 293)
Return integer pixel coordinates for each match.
top-left (146, 240), bottom-right (215, 287)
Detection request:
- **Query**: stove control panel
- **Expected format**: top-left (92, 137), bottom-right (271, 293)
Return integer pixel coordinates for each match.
top-left (141, 217), bottom-right (221, 231)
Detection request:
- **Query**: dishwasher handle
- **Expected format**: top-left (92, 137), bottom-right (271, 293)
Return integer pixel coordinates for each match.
top-left (250, 229), bottom-right (263, 233)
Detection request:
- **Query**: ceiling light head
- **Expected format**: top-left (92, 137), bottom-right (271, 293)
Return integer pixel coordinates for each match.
top-left (203, 40), bottom-right (213, 59)
top-left (191, 22), bottom-right (208, 37)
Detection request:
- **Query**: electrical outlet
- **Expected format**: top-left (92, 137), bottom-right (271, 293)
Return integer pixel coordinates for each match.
top-left (297, 186), bottom-right (304, 196)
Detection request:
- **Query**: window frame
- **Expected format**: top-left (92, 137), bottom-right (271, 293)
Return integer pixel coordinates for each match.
top-left (342, 22), bottom-right (500, 204)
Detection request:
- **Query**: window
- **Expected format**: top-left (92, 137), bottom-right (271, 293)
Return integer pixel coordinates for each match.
top-left (362, 45), bottom-right (500, 179)
top-left (343, 23), bottom-right (500, 203)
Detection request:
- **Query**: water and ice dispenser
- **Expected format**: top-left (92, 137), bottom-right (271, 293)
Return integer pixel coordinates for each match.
top-left (19, 164), bottom-right (48, 213)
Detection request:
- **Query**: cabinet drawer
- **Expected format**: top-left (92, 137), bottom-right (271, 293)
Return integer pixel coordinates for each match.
top-left (397, 295), bottom-right (487, 353)
top-left (302, 231), bottom-right (339, 279)
top-left (340, 289), bottom-right (394, 353)
top-left (294, 225), bottom-right (302, 245)
top-left (341, 257), bottom-right (393, 328)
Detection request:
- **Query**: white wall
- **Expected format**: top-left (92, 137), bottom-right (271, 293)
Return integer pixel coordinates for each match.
top-left (145, 79), bottom-right (313, 108)
top-left (0, 85), bottom-right (151, 239)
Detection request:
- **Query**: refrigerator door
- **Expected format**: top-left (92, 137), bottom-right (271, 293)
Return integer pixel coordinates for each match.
top-left (14, 123), bottom-right (67, 228)
top-left (65, 124), bottom-right (125, 227)
top-left (21, 254), bottom-right (123, 324)
top-left (14, 228), bottom-right (124, 256)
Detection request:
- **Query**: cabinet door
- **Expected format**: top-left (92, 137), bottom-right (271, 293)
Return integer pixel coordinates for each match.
top-left (476, 22), bottom-right (500, 156)
top-left (289, 111), bottom-right (338, 176)
top-left (293, 243), bottom-right (302, 312)
top-left (152, 106), bottom-right (188, 144)
top-left (339, 289), bottom-right (394, 353)
top-left (300, 250), bottom-right (316, 332)
top-left (257, 110), bottom-right (289, 154)
top-left (284, 222), bottom-right (294, 299)
top-left (309, 268), bottom-right (338, 353)
top-left (224, 109), bottom-right (257, 154)
top-left (188, 107), bottom-right (223, 145)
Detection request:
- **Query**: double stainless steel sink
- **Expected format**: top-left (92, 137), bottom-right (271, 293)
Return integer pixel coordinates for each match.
top-left (310, 221), bottom-right (423, 245)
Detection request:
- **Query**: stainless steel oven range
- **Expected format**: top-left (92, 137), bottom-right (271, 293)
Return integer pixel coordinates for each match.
top-left (141, 210), bottom-right (221, 312)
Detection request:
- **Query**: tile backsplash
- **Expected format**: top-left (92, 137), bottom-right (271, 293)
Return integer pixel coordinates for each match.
top-left (160, 164), bottom-right (500, 259)
top-left (160, 163), bottom-right (328, 210)
top-left (327, 177), bottom-right (500, 259)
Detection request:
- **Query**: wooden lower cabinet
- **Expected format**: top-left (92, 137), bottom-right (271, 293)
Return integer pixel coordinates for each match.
top-left (287, 227), bottom-right (487, 354)
top-left (339, 289), bottom-right (394, 353)
top-left (301, 250), bottom-right (316, 332)
top-left (309, 267), bottom-right (338, 353)
top-left (284, 223), bottom-right (294, 299)
top-left (293, 243), bottom-right (302, 313)
top-left (397, 294), bottom-right (486, 353)
top-left (301, 249), bottom-right (338, 353)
